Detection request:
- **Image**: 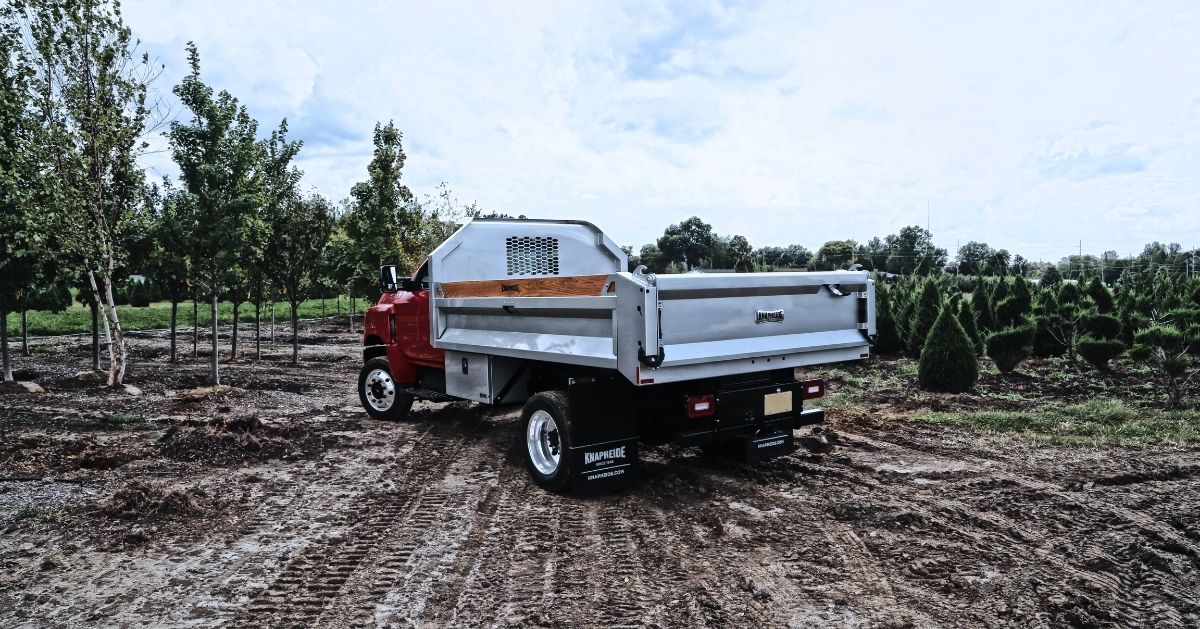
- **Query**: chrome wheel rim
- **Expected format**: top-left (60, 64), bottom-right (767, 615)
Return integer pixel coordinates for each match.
top-left (364, 368), bottom-right (395, 412)
top-left (526, 410), bottom-right (561, 475)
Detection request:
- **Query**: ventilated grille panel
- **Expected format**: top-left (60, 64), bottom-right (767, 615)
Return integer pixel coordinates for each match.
top-left (505, 236), bottom-right (560, 276)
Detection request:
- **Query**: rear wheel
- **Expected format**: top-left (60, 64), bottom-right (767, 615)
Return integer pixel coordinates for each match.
top-left (358, 357), bottom-right (414, 420)
top-left (520, 391), bottom-right (574, 493)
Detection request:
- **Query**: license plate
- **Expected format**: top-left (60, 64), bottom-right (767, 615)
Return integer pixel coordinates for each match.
top-left (764, 391), bottom-right (793, 416)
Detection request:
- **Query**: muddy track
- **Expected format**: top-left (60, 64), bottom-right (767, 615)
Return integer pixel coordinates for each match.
top-left (3, 327), bottom-right (1199, 628)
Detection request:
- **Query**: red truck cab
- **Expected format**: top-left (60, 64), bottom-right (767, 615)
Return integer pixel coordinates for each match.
top-left (362, 261), bottom-right (443, 386)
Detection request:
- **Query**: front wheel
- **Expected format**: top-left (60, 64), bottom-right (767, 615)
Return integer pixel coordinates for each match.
top-left (520, 391), bottom-right (574, 493)
top-left (358, 357), bottom-right (414, 421)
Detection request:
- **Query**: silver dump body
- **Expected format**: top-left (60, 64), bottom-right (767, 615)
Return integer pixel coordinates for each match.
top-left (429, 218), bottom-right (874, 388)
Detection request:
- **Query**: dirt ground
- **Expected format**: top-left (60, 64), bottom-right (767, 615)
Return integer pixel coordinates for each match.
top-left (1, 322), bottom-right (1198, 628)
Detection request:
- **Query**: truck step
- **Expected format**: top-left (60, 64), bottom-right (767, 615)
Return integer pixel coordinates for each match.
top-left (398, 387), bottom-right (457, 403)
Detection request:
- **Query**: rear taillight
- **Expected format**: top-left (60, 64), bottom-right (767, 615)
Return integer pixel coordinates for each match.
top-left (801, 379), bottom-right (825, 400)
top-left (686, 394), bottom-right (716, 418)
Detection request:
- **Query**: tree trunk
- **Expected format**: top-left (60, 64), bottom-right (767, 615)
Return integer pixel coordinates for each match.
top-left (349, 295), bottom-right (355, 334)
top-left (20, 306), bottom-right (29, 357)
top-left (192, 293), bottom-right (199, 359)
top-left (255, 301), bottom-right (262, 360)
top-left (270, 302), bottom-right (275, 345)
top-left (96, 272), bottom-right (126, 387)
top-left (291, 300), bottom-right (300, 366)
top-left (337, 294), bottom-right (341, 317)
top-left (210, 292), bottom-right (220, 386)
top-left (90, 301), bottom-right (101, 372)
top-left (169, 300), bottom-right (178, 362)
top-left (231, 301), bottom-right (240, 360)
top-left (321, 294), bottom-right (325, 318)
top-left (1, 295), bottom-right (12, 382)
top-left (255, 280), bottom-right (262, 360)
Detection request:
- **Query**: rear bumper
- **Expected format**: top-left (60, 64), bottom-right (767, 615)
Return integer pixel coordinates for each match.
top-left (671, 380), bottom-right (825, 452)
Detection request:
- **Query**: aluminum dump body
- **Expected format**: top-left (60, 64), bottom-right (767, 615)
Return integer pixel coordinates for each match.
top-left (428, 219), bottom-right (874, 386)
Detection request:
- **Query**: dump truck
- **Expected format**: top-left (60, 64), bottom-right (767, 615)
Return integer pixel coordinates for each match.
top-left (359, 218), bottom-right (875, 493)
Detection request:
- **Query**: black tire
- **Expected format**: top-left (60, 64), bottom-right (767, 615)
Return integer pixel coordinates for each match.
top-left (358, 357), bottom-right (414, 421)
top-left (520, 391), bottom-right (574, 493)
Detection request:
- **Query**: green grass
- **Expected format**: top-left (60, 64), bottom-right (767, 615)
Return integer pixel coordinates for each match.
top-left (15, 506), bottom-right (72, 524)
top-left (106, 413), bottom-right (146, 425)
top-left (915, 398), bottom-right (1200, 446)
top-left (4, 296), bottom-right (374, 337)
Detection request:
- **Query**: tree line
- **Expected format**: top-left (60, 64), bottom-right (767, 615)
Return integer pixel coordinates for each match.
top-left (0, 1), bottom-right (466, 389)
top-left (628, 216), bottom-right (1197, 283)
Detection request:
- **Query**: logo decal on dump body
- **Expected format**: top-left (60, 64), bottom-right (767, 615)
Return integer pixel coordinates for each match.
top-left (755, 309), bottom-right (785, 324)
top-left (584, 446), bottom-right (626, 465)
top-left (757, 438), bottom-right (786, 449)
top-left (501, 284), bottom-right (519, 292)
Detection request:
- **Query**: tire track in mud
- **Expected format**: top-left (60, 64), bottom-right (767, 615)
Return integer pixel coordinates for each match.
top-left (681, 468), bottom-right (911, 628)
top-left (176, 421), bottom-right (438, 626)
top-left (220, 406), bottom-right (491, 627)
top-left (632, 507), bottom-right (725, 628)
top-left (829, 423), bottom-right (1199, 626)
top-left (841, 422), bottom-right (1200, 560)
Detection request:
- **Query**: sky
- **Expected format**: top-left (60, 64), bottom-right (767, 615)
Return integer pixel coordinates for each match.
top-left (123, 0), bottom-right (1200, 262)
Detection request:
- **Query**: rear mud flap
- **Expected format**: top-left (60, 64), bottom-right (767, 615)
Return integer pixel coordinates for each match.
top-left (743, 431), bottom-right (795, 463)
top-left (570, 439), bottom-right (639, 492)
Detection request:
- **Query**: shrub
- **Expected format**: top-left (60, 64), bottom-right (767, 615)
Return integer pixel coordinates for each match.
top-left (24, 285), bottom-right (72, 312)
top-left (971, 277), bottom-right (997, 332)
top-left (908, 279), bottom-right (943, 357)
top-left (1078, 336), bottom-right (1125, 372)
top-left (986, 325), bottom-right (1035, 373)
top-left (1084, 313), bottom-right (1121, 340)
top-left (991, 277), bottom-right (1010, 307)
top-left (1131, 325), bottom-right (1196, 409)
top-left (957, 300), bottom-right (983, 356)
top-left (1085, 276), bottom-right (1114, 313)
top-left (1118, 309), bottom-right (1148, 347)
top-left (873, 282), bottom-right (904, 355)
top-left (1032, 315), bottom-right (1067, 357)
top-left (994, 277), bottom-right (1032, 327)
top-left (918, 306), bottom-right (979, 392)
top-left (1040, 265), bottom-right (1062, 288)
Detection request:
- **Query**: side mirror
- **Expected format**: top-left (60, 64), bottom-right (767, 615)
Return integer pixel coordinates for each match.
top-left (379, 265), bottom-right (399, 292)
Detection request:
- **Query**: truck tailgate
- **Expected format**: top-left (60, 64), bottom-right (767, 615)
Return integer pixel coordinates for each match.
top-left (626, 271), bottom-right (874, 384)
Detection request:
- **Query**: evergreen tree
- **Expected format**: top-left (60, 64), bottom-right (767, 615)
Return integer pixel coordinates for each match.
top-left (908, 279), bottom-right (943, 357)
top-left (1030, 287), bottom-right (1064, 358)
top-left (918, 306), bottom-right (979, 392)
top-left (991, 277), bottom-right (1010, 310)
top-left (986, 326), bottom-right (1035, 374)
top-left (1085, 276), bottom-right (1114, 313)
top-left (1078, 337), bottom-right (1124, 372)
top-left (894, 280), bottom-right (915, 343)
top-left (872, 281), bottom-right (904, 355)
top-left (1040, 265), bottom-right (1062, 288)
top-left (971, 277), bottom-right (997, 332)
top-left (995, 276), bottom-right (1032, 327)
top-left (1131, 325), bottom-right (1195, 409)
top-left (957, 300), bottom-right (983, 356)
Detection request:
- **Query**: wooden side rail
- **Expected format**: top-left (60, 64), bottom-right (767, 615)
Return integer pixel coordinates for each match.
top-left (439, 274), bottom-right (615, 298)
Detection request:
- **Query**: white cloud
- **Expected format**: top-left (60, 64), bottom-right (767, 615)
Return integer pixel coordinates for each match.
top-left (122, 0), bottom-right (1200, 259)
